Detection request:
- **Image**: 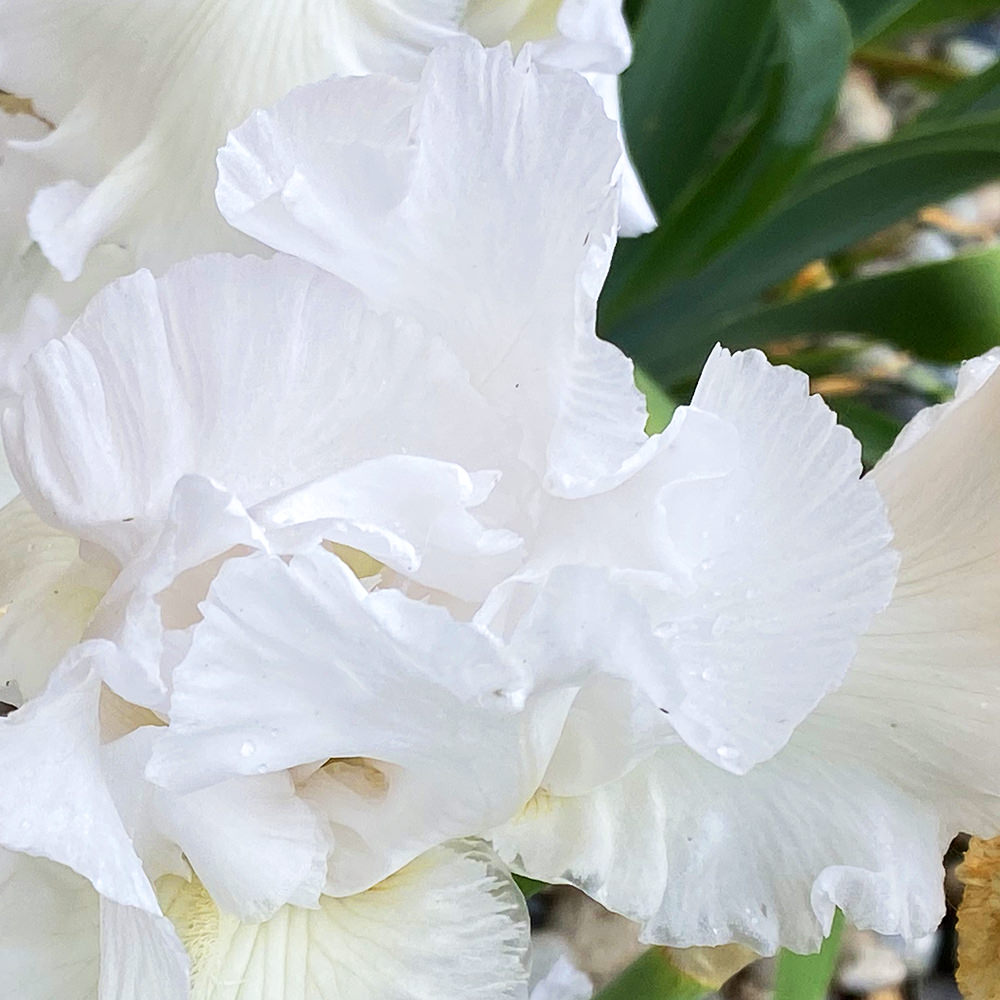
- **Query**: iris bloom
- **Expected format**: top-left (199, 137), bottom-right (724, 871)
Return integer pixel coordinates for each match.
top-left (0, 0), bottom-right (652, 337)
top-left (217, 38), bottom-right (1000, 957)
top-left (1, 32), bottom-right (997, 1000)
top-left (0, 42), bottom-right (641, 996)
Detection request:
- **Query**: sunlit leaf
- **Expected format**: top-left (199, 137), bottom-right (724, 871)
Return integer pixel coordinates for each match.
top-left (594, 949), bottom-right (710, 1000)
top-left (714, 245), bottom-right (1000, 362)
top-left (774, 911), bottom-right (846, 1000)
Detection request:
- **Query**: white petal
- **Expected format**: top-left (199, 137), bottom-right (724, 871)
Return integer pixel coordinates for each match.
top-left (0, 849), bottom-right (100, 1000)
top-left (503, 565), bottom-right (678, 795)
top-left (108, 727), bottom-right (327, 922)
top-left (646, 346), bottom-right (897, 771)
top-left (580, 71), bottom-right (656, 237)
top-left (0, 649), bottom-right (157, 911)
top-left (218, 40), bottom-right (649, 491)
top-left (460, 0), bottom-right (654, 235)
top-left (464, 0), bottom-right (656, 236)
top-left (0, 442), bottom-right (16, 507)
top-left (0, 0), bottom-right (463, 282)
top-left (157, 840), bottom-right (529, 1000)
top-left (882, 349), bottom-right (1000, 462)
top-left (530, 956), bottom-right (593, 1000)
top-left (159, 772), bottom-right (327, 921)
top-left (495, 739), bottom-right (945, 956)
top-left (0, 292), bottom-right (69, 396)
top-left (253, 456), bottom-right (522, 600)
top-left (819, 352), bottom-right (1000, 836)
top-left (89, 475), bottom-right (270, 710)
top-left (6, 254), bottom-right (514, 593)
top-left (0, 496), bottom-right (111, 700)
top-left (99, 898), bottom-right (189, 1000)
top-left (0, 109), bottom-right (50, 268)
top-left (502, 347), bottom-right (898, 774)
top-left (148, 549), bottom-right (532, 892)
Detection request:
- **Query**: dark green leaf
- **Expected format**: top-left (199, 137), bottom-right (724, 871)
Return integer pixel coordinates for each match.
top-left (650, 0), bottom-right (851, 277)
top-left (620, 0), bottom-right (776, 220)
top-left (609, 0), bottom-right (850, 311)
top-left (828, 398), bottom-right (905, 466)
top-left (714, 245), bottom-right (1000, 362)
top-left (774, 910), bottom-right (846, 1000)
top-left (594, 949), bottom-right (709, 1000)
top-left (836, 0), bottom-right (924, 43)
top-left (605, 114), bottom-right (1000, 378)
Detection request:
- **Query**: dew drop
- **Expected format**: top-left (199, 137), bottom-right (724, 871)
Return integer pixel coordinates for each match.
top-left (256, 764), bottom-right (268, 774)
top-left (239, 741), bottom-right (255, 758)
top-left (716, 745), bottom-right (739, 762)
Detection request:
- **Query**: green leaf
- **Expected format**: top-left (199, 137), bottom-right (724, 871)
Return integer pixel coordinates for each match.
top-left (620, 0), bottom-right (776, 221)
top-left (836, 0), bottom-right (924, 43)
top-left (915, 58), bottom-right (1000, 124)
top-left (512, 875), bottom-right (547, 900)
top-left (828, 398), bottom-right (904, 466)
top-left (774, 910), bottom-right (846, 1000)
top-left (605, 114), bottom-right (1000, 378)
top-left (594, 949), bottom-right (710, 1000)
top-left (640, 0), bottom-right (852, 280)
top-left (635, 366), bottom-right (676, 434)
top-left (713, 245), bottom-right (1000, 362)
top-left (877, 0), bottom-right (1000, 35)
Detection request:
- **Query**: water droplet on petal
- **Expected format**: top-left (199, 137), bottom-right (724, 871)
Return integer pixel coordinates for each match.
top-left (239, 741), bottom-right (255, 758)
top-left (716, 745), bottom-right (739, 762)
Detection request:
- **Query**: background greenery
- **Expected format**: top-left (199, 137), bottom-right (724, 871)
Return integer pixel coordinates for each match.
top-left (602, 0), bottom-right (1000, 474)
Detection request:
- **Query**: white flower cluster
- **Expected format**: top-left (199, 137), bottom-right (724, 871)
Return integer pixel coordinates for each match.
top-left (0, 4), bottom-right (999, 1000)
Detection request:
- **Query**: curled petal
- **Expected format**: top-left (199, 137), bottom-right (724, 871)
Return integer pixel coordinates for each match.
top-left (5, 254), bottom-right (515, 598)
top-left (218, 40), bottom-right (650, 492)
top-left (0, 649), bottom-right (157, 912)
top-left (494, 738), bottom-right (944, 956)
top-left (149, 549), bottom-right (534, 892)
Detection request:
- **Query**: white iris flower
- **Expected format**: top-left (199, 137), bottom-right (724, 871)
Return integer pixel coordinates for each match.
top-left (0, 250), bottom-right (544, 993)
top-left (0, 0), bottom-right (652, 339)
top-left (0, 23), bottom-right (997, 999)
top-left (216, 37), bottom-right (1000, 960)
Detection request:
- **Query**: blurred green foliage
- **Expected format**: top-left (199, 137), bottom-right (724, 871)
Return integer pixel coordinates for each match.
top-left (609, 0), bottom-right (1000, 465)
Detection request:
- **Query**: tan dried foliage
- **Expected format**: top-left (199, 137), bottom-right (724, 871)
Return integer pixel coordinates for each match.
top-left (957, 836), bottom-right (1000, 1000)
